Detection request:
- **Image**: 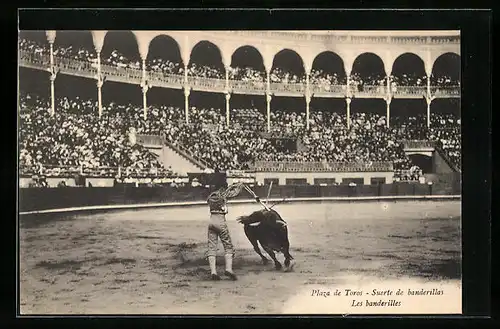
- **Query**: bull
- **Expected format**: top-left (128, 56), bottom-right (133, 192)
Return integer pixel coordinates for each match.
top-left (237, 208), bottom-right (295, 271)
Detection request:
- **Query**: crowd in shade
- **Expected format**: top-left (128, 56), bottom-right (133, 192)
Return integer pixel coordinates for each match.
top-left (430, 74), bottom-right (460, 87)
top-left (310, 69), bottom-right (347, 86)
top-left (389, 73), bottom-right (427, 87)
top-left (186, 63), bottom-right (224, 79)
top-left (19, 93), bottom-right (173, 178)
top-left (20, 38), bottom-right (460, 89)
top-left (350, 72), bottom-right (386, 87)
top-left (270, 67), bottom-right (305, 84)
top-left (19, 89), bottom-right (461, 177)
top-left (147, 58), bottom-right (183, 75)
top-left (19, 37), bottom-right (461, 181)
top-left (228, 66), bottom-right (265, 82)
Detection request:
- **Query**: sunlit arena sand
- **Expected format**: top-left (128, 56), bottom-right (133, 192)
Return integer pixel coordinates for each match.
top-left (19, 200), bottom-right (461, 314)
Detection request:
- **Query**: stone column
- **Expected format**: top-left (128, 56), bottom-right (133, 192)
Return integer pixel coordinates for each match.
top-left (266, 93), bottom-right (272, 133)
top-left (48, 38), bottom-right (56, 116)
top-left (141, 58), bottom-right (148, 119)
top-left (225, 65), bottom-right (230, 90)
top-left (184, 87), bottom-right (190, 124)
top-left (346, 97), bottom-right (351, 129)
top-left (266, 69), bottom-right (271, 94)
top-left (425, 55), bottom-right (433, 128)
top-left (184, 63), bottom-right (189, 85)
top-left (49, 69), bottom-right (56, 117)
top-left (96, 50), bottom-right (103, 118)
top-left (305, 93), bottom-right (311, 130)
top-left (97, 78), bottom-right (103, 118)
top-left (426, 97), bottom-right (431, 128)
top-left (306, 71), bottom-right (310, 95)
top-left (385, 68), bottom-right (393, 128)
top-left (387, 74), bottom-right (391, 95)
top-left (426, 95), bottom-right (435, 128)
top-left (427, 74), bottom-right (431, 97)
top-left (385, 96), bottom-right (392, 128)
top-left (142, 84), bottom-right (149, 120)
top-left (225, 92), bottom-right (231, 126)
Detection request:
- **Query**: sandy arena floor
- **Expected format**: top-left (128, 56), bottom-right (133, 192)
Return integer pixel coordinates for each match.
top-left (19, 200), bottom-right (461, 314)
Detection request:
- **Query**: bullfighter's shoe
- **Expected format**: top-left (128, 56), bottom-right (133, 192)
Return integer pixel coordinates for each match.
top-left (224, 270), bottom-right (238, 281)
top-left (211, 273), bottom-right (221, 281)
top-left (224, 254), bottom-right (237, 280)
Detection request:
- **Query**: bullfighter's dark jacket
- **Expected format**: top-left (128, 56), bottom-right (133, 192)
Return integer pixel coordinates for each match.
top-left (207, 191), bottom-right (228, 215)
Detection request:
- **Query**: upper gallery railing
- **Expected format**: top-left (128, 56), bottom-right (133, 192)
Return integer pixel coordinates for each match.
top-left (19, 50), bottom-right (460, 97)
top-left (252, 161), bottom-right (393, 172)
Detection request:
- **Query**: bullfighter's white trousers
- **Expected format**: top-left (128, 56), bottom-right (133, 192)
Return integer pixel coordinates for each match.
top-left (207, 213), bottom-right (235, 257)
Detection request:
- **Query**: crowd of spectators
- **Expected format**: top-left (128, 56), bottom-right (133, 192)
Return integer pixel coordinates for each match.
top-left (270, 67), bottom-right (305, 84)
top-left (228, 66), bottom-right (265, 83)
top-left (310, 69), bottom-right (346, 86)
top-left (20, 37), bottom-right (460, 92)
top-left (390, 73), bottom-right (427, 87)
top-left (147, 58), bottom-right (183, 75)
top-left (261, 111), bottom-right (412, 170)
top-left (19, 89), bottom-right (461, 178)
top-left (19, 93), bottom-right (172, 178)
top-left (186, 63), bottom-right (223, 79)
top-left (19, 37), bottom-right (461, 180)
top-left (350, 72), bottom-right (386, 87)
top-left (430, 74), bottom-right (460, 87)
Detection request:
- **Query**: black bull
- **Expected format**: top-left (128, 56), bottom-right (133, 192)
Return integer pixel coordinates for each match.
top-left (237, 209), bottom-right (294, 271)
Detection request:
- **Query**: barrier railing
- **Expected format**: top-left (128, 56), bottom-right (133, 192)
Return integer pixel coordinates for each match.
top-left (431, 86), bottom-right (461, 97)
top-left (19, 50), bottom-right (50, 67)
top-left (101, 63), bottom-right (142, 82)
top-left (392, 86), bottom-right (427, 96)
top-left (136, 134), bottom-right (164, 146)
top-left (148, 70), bottom-right (185, 87)
top-left (310, 84), bottom-right (346, 94)
top-left (230, 79), bottom-right (267, 93)
top-left (188, 75), bottom-right (227, 90)
top-left (19, 164), bottom-right (175, 178)
top-left (251, 161), bottom-right (393, 172)
top-left (350, 85), bottom-right (388, 96)
top-left (19, 49), bottom-right (461, 97)
top-left (402, 140), bottom-right (437, 149)
top-left (270, 82), bottom-right (306, 93)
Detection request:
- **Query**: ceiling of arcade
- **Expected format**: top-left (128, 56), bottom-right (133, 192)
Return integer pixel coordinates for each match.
top-left (52, 30), bottom-right (460, 77)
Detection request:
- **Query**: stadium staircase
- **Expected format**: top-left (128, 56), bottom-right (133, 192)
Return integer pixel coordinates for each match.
top-left (434, 145), bottom-right (461, 173)
top-left (135, 134), bottom-right (209, 175)
top-left (163, 142), bottom-right (209, 175)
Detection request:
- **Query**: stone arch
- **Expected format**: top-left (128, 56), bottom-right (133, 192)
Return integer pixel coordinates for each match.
top-left (147, 34), bottom-right (183, 66)
top-left (431, 52), bottom-right (461, 86)
top-left (230, 45), bottom-right (265, 72)
top-left (53, 31), bottom-right (95, 54)
top-left (351, 52), bottom-right (387, 85)
top-left (271, 48), bottom-right (306, 81)
top-left (311, 51), bottom-right (347, 83)
top-left (188, 40), bottom-right (224, 64)
top-left (391, 52), bottom-right (427, 86)
top-left (101, 31), bottom-right (141, 65)
top-left (18, 31), bottom-right (47, 44)
top-left (188, 40), bottom-right (225, 78)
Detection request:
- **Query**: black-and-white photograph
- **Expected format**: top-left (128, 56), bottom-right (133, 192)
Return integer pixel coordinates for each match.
top-left (18, 28), bottom-right (462, 314)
